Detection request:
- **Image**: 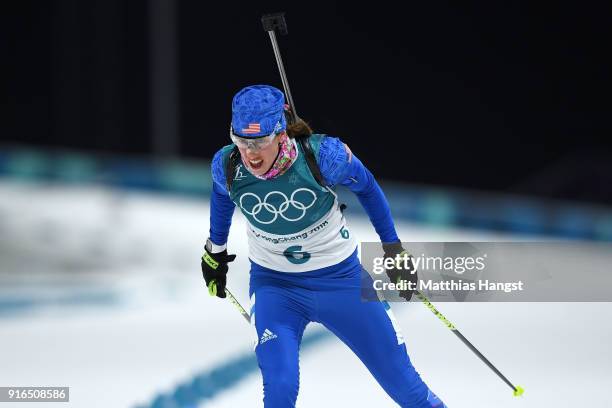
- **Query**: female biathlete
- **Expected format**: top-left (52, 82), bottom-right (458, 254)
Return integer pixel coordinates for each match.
top-left (201, 84), bottom-right (446, 408)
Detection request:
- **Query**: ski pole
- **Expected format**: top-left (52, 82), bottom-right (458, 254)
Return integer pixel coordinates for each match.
top-left (261, 12), bottom-right (299, 122)
top-left (223, 287), bottom-right (251, 324)
top-left (414, 290), bottom-right (524, 397)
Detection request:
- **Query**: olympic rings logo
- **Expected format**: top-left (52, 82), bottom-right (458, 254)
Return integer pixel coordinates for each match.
top-left (239, 188), bottom-right (317, 224)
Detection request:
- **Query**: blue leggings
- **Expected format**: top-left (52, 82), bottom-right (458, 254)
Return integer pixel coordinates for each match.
top-left (249, 251), bottom-right (446, 408)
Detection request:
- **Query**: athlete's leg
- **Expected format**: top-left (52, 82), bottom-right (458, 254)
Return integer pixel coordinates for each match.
top-left (316, 266), bottom-right (447, 408)
top-left (251, 284), bottom-right (310, 408)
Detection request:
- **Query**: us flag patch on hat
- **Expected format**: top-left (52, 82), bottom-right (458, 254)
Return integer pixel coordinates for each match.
top-left (242, 123), bottom-right (261, 134)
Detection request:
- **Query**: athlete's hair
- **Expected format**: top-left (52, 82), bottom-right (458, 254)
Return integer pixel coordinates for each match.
top-left (286, 118), bottom-right (313, 139)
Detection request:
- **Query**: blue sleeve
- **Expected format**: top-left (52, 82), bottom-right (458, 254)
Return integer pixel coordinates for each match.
top-left (209, 148), bottom-right (236, 245)
top-left (317, 136), bottom-right (400, 243)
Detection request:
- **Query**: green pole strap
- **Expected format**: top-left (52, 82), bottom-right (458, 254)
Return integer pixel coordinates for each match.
top-left (207, 280), bottom-right (217, 297)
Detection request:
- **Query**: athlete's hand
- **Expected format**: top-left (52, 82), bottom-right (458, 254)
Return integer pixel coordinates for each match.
top-left (382, 241), bottom-right (418, 301)
top-left (201, 241), bottom-right (236, 298)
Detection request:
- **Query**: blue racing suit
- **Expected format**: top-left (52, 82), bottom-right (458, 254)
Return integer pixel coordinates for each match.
top-left (209, 135), bottom-right (446, 407)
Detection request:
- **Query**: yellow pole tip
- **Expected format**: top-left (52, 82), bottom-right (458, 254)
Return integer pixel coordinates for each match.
top-left (513, 385), bottom-right (525, 397)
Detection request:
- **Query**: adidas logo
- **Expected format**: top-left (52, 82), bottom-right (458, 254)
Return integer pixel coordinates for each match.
top-left (259, 329), bottom-right (278, 345)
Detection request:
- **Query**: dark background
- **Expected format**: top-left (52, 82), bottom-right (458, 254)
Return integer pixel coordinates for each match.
top-left (3, 1), bottom-right (611, 204)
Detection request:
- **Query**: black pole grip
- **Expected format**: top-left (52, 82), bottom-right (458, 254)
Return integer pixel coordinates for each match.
top-left (262, 12), bottom-right (288, 35)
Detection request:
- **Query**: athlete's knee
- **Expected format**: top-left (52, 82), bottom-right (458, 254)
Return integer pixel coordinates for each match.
top-left (375, 364), bottom-right (440, 408)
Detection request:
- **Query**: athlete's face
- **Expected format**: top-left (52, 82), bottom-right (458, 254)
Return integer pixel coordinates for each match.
top-left (237, 132), bottom-right (283, 176)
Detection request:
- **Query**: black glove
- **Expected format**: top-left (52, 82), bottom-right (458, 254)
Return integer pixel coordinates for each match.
top-left (201, 239), bottom-right (236, 298)
top-left (382, 241), bottom-right (418, 301)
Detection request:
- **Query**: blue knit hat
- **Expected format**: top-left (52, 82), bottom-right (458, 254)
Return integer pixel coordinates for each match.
top-left (231, 85), bottom-right (287, 138)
